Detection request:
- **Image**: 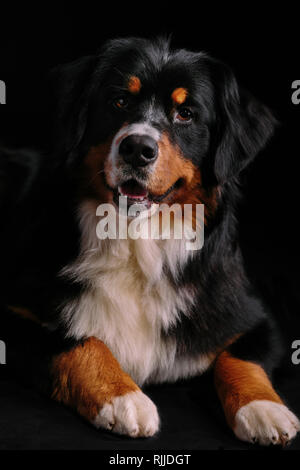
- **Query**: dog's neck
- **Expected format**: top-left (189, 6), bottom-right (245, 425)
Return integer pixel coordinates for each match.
top-left (71, 199), bottom-right (197, 284)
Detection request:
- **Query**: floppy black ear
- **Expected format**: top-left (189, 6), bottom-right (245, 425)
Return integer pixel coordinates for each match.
top-left (207, 58), bottom-right (277, 184)
top-left (49, 55), bottom-right (96, 156)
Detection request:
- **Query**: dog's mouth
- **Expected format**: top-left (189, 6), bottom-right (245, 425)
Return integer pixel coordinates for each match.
top-left (111, 178), bottom-right (184, 209)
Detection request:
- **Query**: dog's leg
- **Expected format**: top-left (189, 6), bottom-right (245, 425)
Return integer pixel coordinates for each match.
top-left (214, 332), bottom-right (300, 445)
top-left (50, 336), bottom-right (159, 437)
top-left (1, 309), bottom-right (159, 437)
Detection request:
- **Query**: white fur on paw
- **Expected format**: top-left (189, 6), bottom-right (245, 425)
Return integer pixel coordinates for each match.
top-left (234, 400), bottom-right (300, 446)
top-left (92, 390), bottom-right (160, 438)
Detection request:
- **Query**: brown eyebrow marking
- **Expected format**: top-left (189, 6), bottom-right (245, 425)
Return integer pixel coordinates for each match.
top-left (171, 87), bottom-right (188, 105)
top-left (127, 76), bottom-right (141, 94)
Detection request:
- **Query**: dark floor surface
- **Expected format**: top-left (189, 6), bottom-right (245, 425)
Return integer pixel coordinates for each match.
top-left (0, 362), bottom-right (299, 451)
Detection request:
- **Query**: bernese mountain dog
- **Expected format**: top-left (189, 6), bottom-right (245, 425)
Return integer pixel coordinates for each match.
top-left (0, 36), bottom-right (299, 446)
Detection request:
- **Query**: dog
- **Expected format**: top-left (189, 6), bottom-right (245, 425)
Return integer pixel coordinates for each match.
top-left (0, 36), bottom-right (299, 446)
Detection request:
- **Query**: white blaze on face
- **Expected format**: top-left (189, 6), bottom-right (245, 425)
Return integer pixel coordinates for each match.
top-left (106, 122), bottom-right (161, 186)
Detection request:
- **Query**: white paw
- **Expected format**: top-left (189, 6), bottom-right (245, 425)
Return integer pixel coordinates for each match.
top-left (234, 400), bottom-right (300, 446)
top-left (92, 390), bottom-right (160, 438)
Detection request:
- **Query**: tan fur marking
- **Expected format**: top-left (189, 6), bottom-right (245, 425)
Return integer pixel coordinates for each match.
top-left (214, 350), bottom-right (283, 429)
top-left (128, 76), bottom-right (141, 94)
top-left (51, 337), bottom-right (139, 422)
top-left (148, 133), bottom-right (219, 224)
top-left (83, 140), bottom-right (114, 202)
top-left (148, 133), bottom-right (198, 196)
top-left (171, 87), bottom-right (188, 104)
top-left (8, 305), bottom-right (41, 324)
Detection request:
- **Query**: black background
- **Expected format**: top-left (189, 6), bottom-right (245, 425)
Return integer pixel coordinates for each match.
top-left (0, 3), bottom-right (299, 451)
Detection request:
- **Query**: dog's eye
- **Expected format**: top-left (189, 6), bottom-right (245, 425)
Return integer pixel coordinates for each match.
top-left (113, 96), bottom-right (129, 109)
top-left (174, 107), bottom-right (194, 123)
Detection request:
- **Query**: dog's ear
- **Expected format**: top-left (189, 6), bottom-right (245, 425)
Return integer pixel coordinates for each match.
top-left (204, 57), bottom-right (277, 184)
top-left (49, 56), bottom-right (97, 156)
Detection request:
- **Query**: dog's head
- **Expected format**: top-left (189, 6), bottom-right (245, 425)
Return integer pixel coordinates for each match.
top-left (51, 37), bottom-right (276, 215)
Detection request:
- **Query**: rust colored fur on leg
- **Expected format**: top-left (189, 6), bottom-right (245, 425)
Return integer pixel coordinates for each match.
top-left (51, 336), bottom-right (139, 422)
top-left (214, 350), bottom-right (283, 429)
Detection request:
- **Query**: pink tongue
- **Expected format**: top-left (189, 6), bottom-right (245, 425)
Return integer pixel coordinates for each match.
top-left (120, 180), bottom-right (148, 198)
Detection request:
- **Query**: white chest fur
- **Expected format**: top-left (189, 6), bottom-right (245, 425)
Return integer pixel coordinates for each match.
top-left (60, 201), bottom-right (213, 386)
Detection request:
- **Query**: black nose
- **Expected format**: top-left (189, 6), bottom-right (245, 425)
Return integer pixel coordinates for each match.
top-left (119, 134), bottom-right (158, 167)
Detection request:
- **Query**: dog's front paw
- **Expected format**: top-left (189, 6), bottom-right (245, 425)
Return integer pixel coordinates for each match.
top-left (234, 400), bottom-right (300, 446)
top-left (93, 390), bottom-right (160, 438)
